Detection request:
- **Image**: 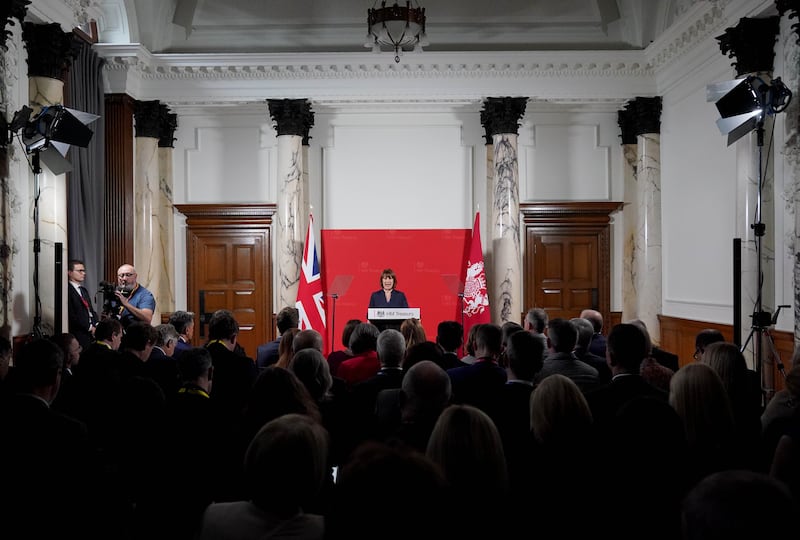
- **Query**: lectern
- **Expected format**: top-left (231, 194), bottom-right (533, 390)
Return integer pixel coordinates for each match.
top-left (367, 307), bottom-right (421, 332)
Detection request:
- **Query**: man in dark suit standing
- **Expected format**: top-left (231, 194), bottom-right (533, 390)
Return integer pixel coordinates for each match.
top-left (67, 259), bottom-right (98, 350)
top-left (255, 306), bottom-right (298, 369)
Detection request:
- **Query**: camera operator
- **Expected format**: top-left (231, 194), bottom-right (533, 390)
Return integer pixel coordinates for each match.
top-left (113, 264), bottom-right (155, 328)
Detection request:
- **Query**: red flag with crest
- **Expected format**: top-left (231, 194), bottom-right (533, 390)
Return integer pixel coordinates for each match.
top-left (462, 212), bottom-right (491, 345)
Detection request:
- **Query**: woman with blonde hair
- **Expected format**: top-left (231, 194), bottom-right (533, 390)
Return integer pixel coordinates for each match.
top-left (275, 327), bottom-right (300, 369)
top-left (400, 317), bottom-right (426, 351)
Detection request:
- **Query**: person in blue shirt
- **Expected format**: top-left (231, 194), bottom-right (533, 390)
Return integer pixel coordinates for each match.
top-left (115, 263), bottom-right (156, 328)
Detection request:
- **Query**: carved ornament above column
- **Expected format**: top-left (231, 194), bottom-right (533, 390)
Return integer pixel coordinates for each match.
top-left (267, 98), bottom-right (314, 140)
top-left (480, 97), bottom-right (528, 137)
top-left (22, 22), bottom-right (81, 80)
top-left (134, 100), bottom-right (162, 139)
top-left (716, 16), bottom-right (780, 76)
top-left (1, 0), bottom-right (29, 52)
top-left (617, 107), bottom-right (637, 145)
top-left (158, 111), bottom-right (178, 148)
top-left (776, 0), bottom-right (800, 45)
top-left (623, 97), bottom-right (662, 136)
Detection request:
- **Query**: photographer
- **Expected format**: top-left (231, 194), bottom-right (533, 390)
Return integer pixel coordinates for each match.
top-left (110, 264), bottom-right (155, 328)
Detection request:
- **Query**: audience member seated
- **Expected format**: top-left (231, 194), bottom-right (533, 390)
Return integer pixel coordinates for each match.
top-left (382, 360), bottom-right (452, 453)
top-left (146, 323), bottom-right (181, 399)
top-left (524, 307), bottom-right (548, 350)
top-left (460, 323), bottom-right (480, 365)
top-left (337, 322), bottom-right (381, 387)
top-left (435, 320), bottom-right (467, 370)
top-left (403, 340), bottom-right (445, 372)
top-left (580, 308), bottom-right (607, 357)
top-left (256, 306), bottom-right (299, 370)
top-left (701, 341), bottom-right (763, 470)
top-left (500, 320), bottom-right (525, 368)
top-left (197, 414), bottom-right (329, 540)
top-left (400, 317), bottom-right (426, 351)
top-left (536, 318), bottom-right (599, 392)
top-left (426, 404), bottom-right (509, 539)
top-left (629, 319), bottom-right (674, 392)
top-left (762, 364), bottom-right (800, 466)
top-left (669, 362), bottom-right (741, 485)
top-left (0, 335), bottom-right (11, 399)
top-left (293, 328), bottom-right (324, 354)
top-left (326, 441), bottom-right (449, 540)
top-left (274, 327), bottom-right (300, 369)
top-left (446, 323), bottom-right (507, 415)
top-left (50, 332), bottom-right (82, 413)
top-left (326, 318), bottom-right (361, 376)
top-left (570, 317), bottom-right (612, 383)
top-left (682, 469), bottom-right (797, 540)
top-left (168, 310), bottom-right (195, 358)
top-left (770, 405), bottom-right (800, 499)
top-left (693, 328), bottom-right (725, 363)
top-left (585, 323), bottom-right (667, 426)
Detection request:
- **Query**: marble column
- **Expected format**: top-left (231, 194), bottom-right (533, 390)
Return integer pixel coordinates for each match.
top-left (717, 17), bottom-right (780, 377)
top-left (133, 100), bottom-right (163, 325)
top-left (21, 22), bottom-right (80, 337)
top-left (618, 106), bottom-right (639, 322)
top-left (777, 1), bottom-right (800, 352)
top-left (631, 97), bottom-right (663, 344)
top-left (157, 109), bottom-right (178, 314)
top-left (0, 1), bottom-right (29, 339)
top-left (481, 97), bottom-right (528, 324)
top-left (267, 99), bottom-right (314, 310)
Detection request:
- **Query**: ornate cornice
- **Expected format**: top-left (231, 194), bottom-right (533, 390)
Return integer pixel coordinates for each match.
top-left (1, 0), bottom-right (29, 52)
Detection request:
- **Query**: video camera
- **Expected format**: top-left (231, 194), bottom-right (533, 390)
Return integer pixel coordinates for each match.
top-left (99, 280), bottom-right (122, 317)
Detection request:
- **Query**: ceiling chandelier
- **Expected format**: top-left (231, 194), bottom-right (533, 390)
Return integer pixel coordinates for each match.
top-left (365, 1), bottom-right (427, 63)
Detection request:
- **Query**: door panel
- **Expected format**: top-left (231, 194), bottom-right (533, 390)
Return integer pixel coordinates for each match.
top-left (534, 234), bottom-right (598, 321)
top-left (177, 204), bottom-right (275, 361)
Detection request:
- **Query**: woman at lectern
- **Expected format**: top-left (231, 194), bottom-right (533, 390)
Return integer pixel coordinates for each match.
top-left (368, 268), bottom-right (409, 308)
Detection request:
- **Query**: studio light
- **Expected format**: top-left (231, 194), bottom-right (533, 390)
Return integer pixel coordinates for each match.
top-left (707, 75), bottom-right (793, 146)
top-left (365, 1), bottom-right (427, 63)
top-left (4, 104), bottom-right (99, 175)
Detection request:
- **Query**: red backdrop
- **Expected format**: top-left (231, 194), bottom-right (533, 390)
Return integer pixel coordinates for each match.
top-left (321, 229), bottom-right (471, 354)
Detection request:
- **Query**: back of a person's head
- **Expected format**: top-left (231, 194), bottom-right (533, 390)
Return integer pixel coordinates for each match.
top-left (436, 320), bottom-right (463, 352)
top-left (245, 366), bottom-right (321, 425)
top-left (669, 363), bottom-right (735, 448)
top-left (682, 470), bottom-right (797, 540)
top-left (177, 347), bottom-right (213, 383)
top-left (695, 328), bottom-right (726, 352)
top-left (14, 338), bottom-right (63, 392)
top-left (276, 306), bottom-right (300, 334)
top-left (426, 404), bottom-right (508, 495)
top-left (526, 307), bottom-right (548, 333)
top-left (546, 318), bottom-right (578, 353)
top-left (154, 323), bottom-right (179, 348)
top-left (349, 323), bottom-right (380, 355)
top-left (292, 329), bottom-right (323, 353)
top-left (530, 374), bottom-right (593, 445)
top-left (121, 321), bottom-right (158, 351)
top-left (377, 329), bottom-right (405, 368)
top-left (288, 348), bottom-right (332, 402)
top-left (607, 323), bottom-right (648, 371)
top-left (340, 319), bottom-right (362, 349)
top-left (400, 318), bottom-right (426, 349)
top-left (403, 340), bottom-right (444, 371)
top-left (277, 328), bottom-right (300, 362)
top-left (328, 441), bottom-right (448, 539)
top-left (580, 309), bottom-right (603, 333)
top-left (94, 317), bottom-right (122, 342)
top-left (501, 322), bottom-right (524, 352)
top-left (627, 319), bottom-right (653, 355)
top-left (785, 364), bottom-right (800, 397)
top-left (474, 323), bottom-right (502, 357)
top-left (401, 360), bottom-right (451, 418)
top-left (569, 317), bottom-right (595, 349)
top-left (208, 309), bottom-right (238, 341)
top-left (701, 341), bottom-right (747, 393)
top-left (244, 413), bottom-right (329, 516)
top-left (464, 323), bottom-right (482, 356)
top-left (167, 310), bottom-right (194, 335)
top-left (506, 330), bottom-right (545, 381)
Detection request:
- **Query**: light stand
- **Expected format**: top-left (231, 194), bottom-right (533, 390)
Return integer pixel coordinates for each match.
top-left (328, 292), bottom-right (339, 353)
top-left (30, 150), bottom-right (44, 338)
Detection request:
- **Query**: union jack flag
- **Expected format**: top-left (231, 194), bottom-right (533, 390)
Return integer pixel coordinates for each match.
top-left (296, 214), bottom-right (327, 343)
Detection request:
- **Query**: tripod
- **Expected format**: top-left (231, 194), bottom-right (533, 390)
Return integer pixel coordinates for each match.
top-left (738, 122), bottom-right (787, 398)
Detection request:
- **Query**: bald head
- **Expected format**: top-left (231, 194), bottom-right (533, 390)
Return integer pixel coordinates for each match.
top-left (580, 309), bottom-right (603, 334)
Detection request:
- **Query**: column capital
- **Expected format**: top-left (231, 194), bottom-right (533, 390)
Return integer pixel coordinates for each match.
top-left (480, 97), bottom-right (528, 137)
top-left (716, 16), bottom-right (780, 76)
top-left (267, 98), bottom-right (314, 140)
top-left (776, 0), bottom-right (800, 45)
top-left (158, 111), bottom-right (178, 148)
top-left (623, 97), bottom-right (662, 136)
top-left (134, 100), bottom-right (162, 139)
top-left (1, 0), bottom-right (29, 52)
top-left (22, 22), bottom-right (80, 80)
top-left (617, 107), bottom-right (637, 145)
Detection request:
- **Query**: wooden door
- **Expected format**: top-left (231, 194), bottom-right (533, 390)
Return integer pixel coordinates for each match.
top-left (522, 201), bottom-right (622, 328)
top-left (177, 204), bottom-right (275, 358)
top-left (533, 233), bottom-right (599, 321)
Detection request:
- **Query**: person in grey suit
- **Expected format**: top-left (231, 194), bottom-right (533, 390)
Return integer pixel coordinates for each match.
top-left (536, 318), bottom-right (599, 392)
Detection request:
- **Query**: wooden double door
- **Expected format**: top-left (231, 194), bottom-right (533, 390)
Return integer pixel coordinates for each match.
top-left (176, 204), bottom-right (275, 357)
top-left (522, 202), bottom-right (622, 327)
